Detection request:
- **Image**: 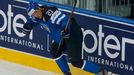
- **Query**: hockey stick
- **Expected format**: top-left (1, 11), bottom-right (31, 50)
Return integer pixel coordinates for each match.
top-left (56, 0), bottom-right (77, 51)
top-left (63, 0), bottom-right (77, 32)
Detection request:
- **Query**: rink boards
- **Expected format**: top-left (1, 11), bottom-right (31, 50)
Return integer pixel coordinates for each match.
top-left (0, 0), bottom-right (134, 75)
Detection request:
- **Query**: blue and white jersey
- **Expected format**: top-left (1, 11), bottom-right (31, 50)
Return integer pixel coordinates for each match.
top-left (43, 6), bottom-right (69, 28)
top-left (24, 6), bottom-right (71, 44)
top-left (50, 10), bottom-right (66, 25)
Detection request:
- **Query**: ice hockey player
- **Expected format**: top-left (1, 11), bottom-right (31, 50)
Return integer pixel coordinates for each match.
top-left (22, 2), bottom-right (107, 75)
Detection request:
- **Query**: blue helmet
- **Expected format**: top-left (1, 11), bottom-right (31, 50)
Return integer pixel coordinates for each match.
top-left (27, 2), bottom-right (39, 16)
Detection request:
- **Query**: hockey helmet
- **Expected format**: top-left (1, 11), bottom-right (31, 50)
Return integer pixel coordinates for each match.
top-left (27, 2), bottom-right (39, 16)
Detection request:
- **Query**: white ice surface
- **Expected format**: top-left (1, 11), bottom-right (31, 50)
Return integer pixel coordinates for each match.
top-left (0, 60), bottom-right (60, 75)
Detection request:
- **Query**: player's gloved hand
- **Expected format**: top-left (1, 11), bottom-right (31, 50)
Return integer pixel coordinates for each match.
top-left (22, 23), bottom-right (33, 35)
top-left (61, 31), bottom-right (70, 39)
top-left (22, 28), bottom-right (31, 35)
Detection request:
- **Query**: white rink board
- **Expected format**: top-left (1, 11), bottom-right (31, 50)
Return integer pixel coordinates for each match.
top-left (0, 60), bottom-right (60, 75)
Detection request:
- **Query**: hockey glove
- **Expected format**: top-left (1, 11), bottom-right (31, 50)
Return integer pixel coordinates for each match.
top-left (61, 31), bottom-right (70, 39)
top-left (22, 23), bottom-right (34, 35)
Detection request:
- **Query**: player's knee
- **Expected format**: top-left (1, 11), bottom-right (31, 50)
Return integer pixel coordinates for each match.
top-left (71, 60), bottom-right (83, 68)
top-left (50, 43), bottom-right (62, 58)
top-left (50, 49), bottom-right (62, 58)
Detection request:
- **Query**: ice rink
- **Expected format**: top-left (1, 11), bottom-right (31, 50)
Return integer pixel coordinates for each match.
top-left (0, 60), bottom-right (60, 75)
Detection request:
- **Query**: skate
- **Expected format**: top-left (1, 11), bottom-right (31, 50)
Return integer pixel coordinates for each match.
top-left (64, 71), bottom-right (72, 75)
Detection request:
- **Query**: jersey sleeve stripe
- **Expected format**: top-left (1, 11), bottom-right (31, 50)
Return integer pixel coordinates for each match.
top-left (56, 14), bottom-right (66, 25)
top-left (51, 11), bottom-right (61, 24)
top-left (50, 10), bottom-right (59, 20)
